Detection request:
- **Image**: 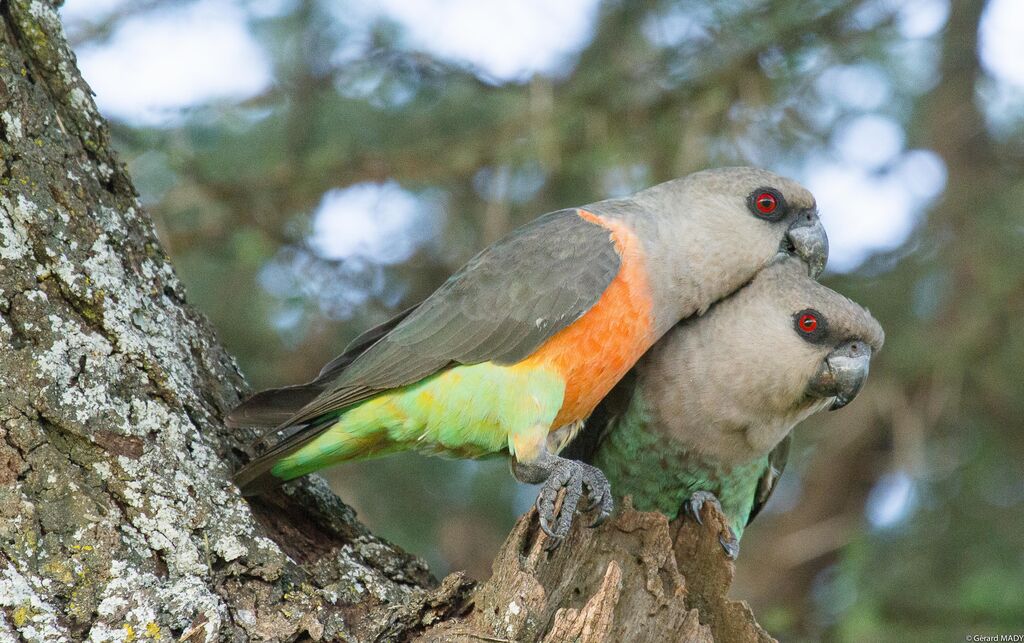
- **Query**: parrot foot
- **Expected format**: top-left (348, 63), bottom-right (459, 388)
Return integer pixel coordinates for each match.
top-left (513, 453), bottom-right (614, 549)
top-left (683, 491), bottom-right (740, 560)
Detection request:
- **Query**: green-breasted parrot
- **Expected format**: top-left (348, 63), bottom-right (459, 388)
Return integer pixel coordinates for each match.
top-left (563, 256), bottom-right (884, 556)
top-left (228, 167), bottom-right (829, 542)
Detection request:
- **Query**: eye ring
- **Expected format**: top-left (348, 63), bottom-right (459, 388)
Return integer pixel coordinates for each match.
top-left (793, 308), bottom-right (828, 343)
top-left (798, 313), bottom-right (818, 333)
top-left (747, 187), bottom-right (786, 220)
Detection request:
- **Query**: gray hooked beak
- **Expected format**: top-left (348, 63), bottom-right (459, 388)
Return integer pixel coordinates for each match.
top-left (783, 210), bottom-right (829, 279)
top-left (807, 340), bottom-right (872, 410)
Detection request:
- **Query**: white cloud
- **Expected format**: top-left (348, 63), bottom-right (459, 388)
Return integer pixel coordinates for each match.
top-left (310, 181), bottom-right (428, 264)
top-left (896, 0), bottom-right (949, 39)
top-left (867, 471), bottom-right (918, 529)
top-left (805, 150), bottom-right (946, 271)
top-left (834, 114), bottom-right (905, 170)
top-left (365, 0), bottom-right (600, 80)
top-left (816, 65), bottom-right (892, 112)
top-left (62, 0), bottom-right (129, 22)
top-left (70, 0), bottom-right (271, 125)
top-left (63, 0), bottom-right (599, 123)
top-left (980, 0), bottom-right (1024, 87)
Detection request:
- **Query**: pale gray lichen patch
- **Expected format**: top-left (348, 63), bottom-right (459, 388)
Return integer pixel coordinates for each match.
top-left (312, 541), bottom-right (424, 607)
top-left (213, 534), bottom-right (247, 562)
top-left (49, 221), bottom-right (210, 405)
top-left (36, 313), bottom-right (123, 429)
top-left (68, 87), bottom-right (91, 118)
top-left (0, 562), bottom-right (70, 642)
top-left (25, 0), bottom-right (53, 20)
top-left (0, 195), bottom-right (33, 262)
top-left (89, 567), bottom-right (157, 640)
top-left (1, 112), bottom-right (23, 140)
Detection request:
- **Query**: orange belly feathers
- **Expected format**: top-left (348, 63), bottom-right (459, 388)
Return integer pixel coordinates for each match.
top-left (520, 209), bottom-right (656, 429)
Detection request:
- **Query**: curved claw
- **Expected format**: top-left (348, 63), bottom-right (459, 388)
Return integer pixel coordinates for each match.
top-left (536, 456), bottom-right (577, 540)
top-left (685, 502), bottom-right (703, 526)
top-left (542, 477), bottom-right (582, 550)
top-left (684, 491), bottom-right (740, 559)
top-left (588, 489), bottom-right (613, 525)
top-left (534, 459), bottom-right (581, 547)
top-left (589, 509), bottom-right (611, 528)
top-left (719, 528), bottom-right (740, 560)
top-left (536, 493), bottom-right (557, 539)
top-left (580, 463), bottom-right (614, 527)
top-left (684, 490), bottom-right (723, 526)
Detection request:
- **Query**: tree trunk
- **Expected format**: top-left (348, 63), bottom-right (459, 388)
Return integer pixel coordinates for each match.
top-left (0, 3), bottom-right (771, 641)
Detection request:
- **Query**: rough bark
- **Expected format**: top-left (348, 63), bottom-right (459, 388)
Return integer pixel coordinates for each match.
top-left (0, 3), bottom-right (771, 641)
top-left (418, 499), bottom-right (772, 643)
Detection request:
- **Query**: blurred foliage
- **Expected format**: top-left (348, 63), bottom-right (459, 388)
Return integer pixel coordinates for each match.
top-left (65, 0), bottom-right (1024, 639)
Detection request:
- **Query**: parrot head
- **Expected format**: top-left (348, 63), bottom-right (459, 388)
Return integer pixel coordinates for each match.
top-left (635, 256), bottom-right (884, 463)
top-left (629, 166), bottom-right (829, 282)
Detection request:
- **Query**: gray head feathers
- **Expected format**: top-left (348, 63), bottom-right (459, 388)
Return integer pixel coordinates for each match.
top-left (634, 256), bottom-right (883, 464)
top-left (633, 166), bottom-right (818, 216)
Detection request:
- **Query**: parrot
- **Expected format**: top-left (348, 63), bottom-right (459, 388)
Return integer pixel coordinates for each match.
top-left (562, 256), bottom-right (884, 557)
top-left (227, 167), bottom-right (830, 543)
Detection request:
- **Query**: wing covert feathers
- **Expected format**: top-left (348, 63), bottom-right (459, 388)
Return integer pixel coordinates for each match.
top-left (276, 208), bottom-right (622, 427)
top-left (748, 434), bottom-right (791, 525)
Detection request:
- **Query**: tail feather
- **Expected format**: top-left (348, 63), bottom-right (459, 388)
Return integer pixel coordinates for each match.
top-left (233, 415), bottom-right (336, 495)
top-left (228, 306), bottom-right (423, 495)
top-left (228, 385), bottom-right (330, 495)
top-left (226, 385), bottom-right (324, 430)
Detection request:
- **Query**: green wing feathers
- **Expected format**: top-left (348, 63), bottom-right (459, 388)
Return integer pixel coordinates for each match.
top-left (235, 362), bottom-right (567, 495)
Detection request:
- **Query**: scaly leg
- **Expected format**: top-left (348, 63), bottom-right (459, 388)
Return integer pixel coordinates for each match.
top-left (512, 449), bottom-right (613, 548)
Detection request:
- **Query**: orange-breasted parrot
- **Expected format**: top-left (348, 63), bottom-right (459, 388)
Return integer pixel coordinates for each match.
top-left (564, 257), bottom-right (884, 556)
top-left (228, 167), bottom-right (829, 542)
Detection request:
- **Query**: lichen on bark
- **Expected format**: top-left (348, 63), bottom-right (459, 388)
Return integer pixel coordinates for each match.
top-left (0, 2), bottom-right (433, 640)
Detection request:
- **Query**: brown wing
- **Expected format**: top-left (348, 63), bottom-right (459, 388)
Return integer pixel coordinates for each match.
top-left (280, 208), bottom-right (622, 425)
top-left (747, 434), bottom-right (792, 525)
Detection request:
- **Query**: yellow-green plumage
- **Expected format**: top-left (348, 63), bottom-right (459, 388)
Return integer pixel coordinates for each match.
top-left (271, 362), bottom-right (566, 481)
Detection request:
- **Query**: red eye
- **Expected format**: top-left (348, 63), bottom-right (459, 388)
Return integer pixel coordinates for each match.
top-left (798, 313), bottom-right (818, 333)
top-left (755, 191), bottom-right (778, 215)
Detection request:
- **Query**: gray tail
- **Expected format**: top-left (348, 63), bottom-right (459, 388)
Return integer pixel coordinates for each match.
top-left (232, 450), bottom-right (290, 496)
top-left (228, 385), bottom-right (328, 495)
top-left (231, 413), bottom-right (337, 496)
top-left (228, 306), bottom-right (424, 494)
top-left (226, 385), bottom-right (323, 430)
